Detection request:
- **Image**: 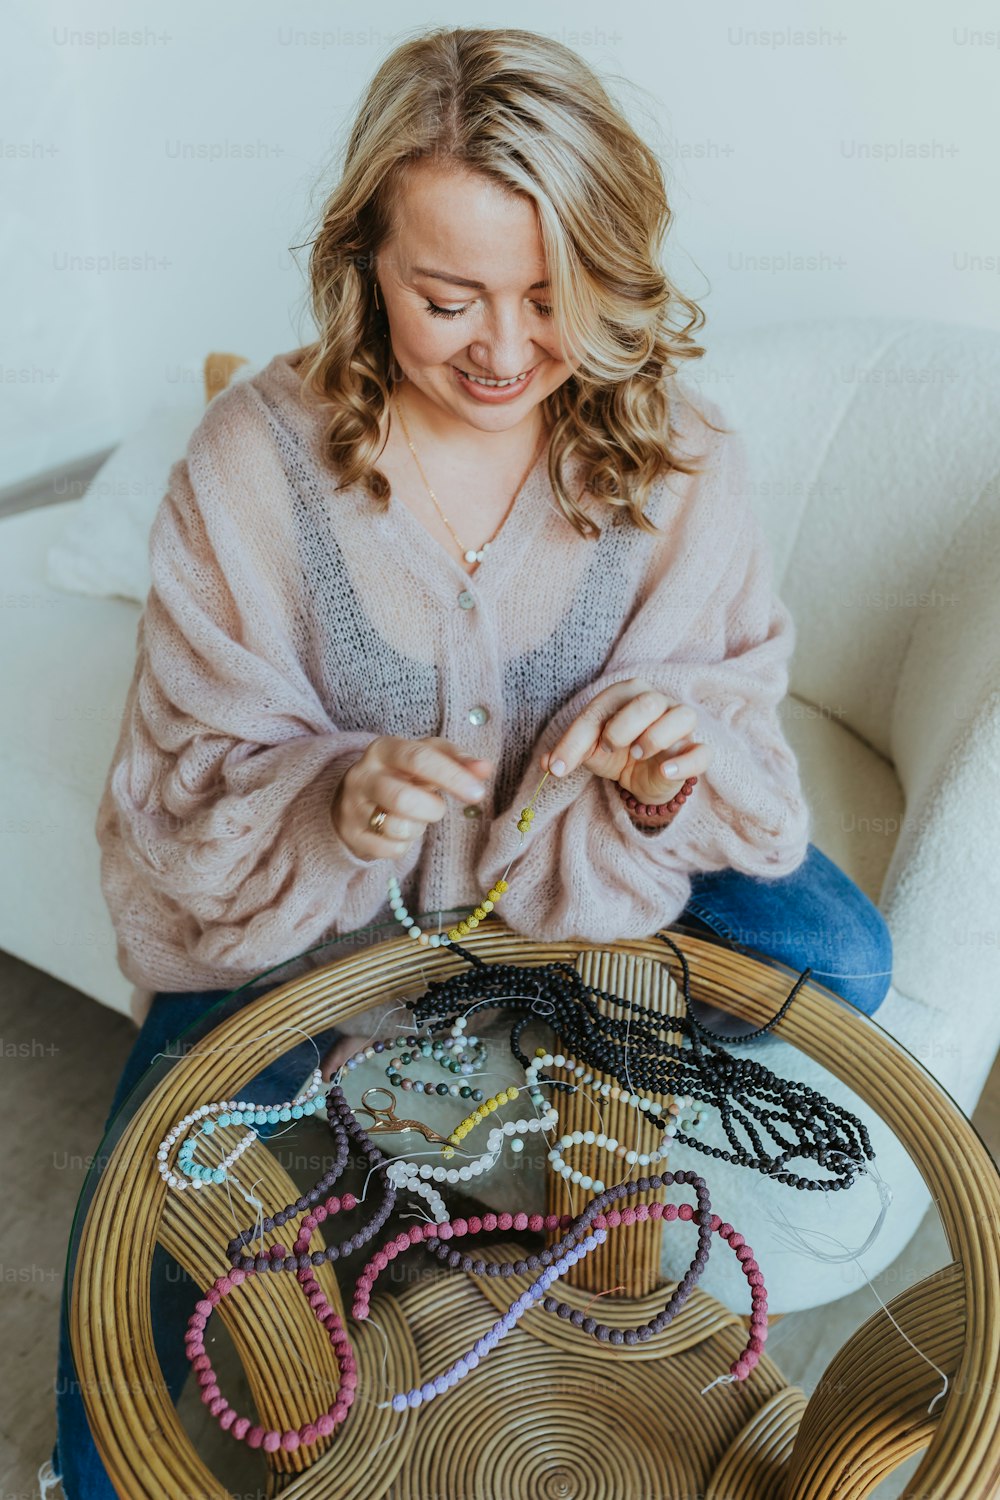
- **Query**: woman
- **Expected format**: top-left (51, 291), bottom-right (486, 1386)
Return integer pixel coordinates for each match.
top-left (49, 25), bottom-right (892, 1497)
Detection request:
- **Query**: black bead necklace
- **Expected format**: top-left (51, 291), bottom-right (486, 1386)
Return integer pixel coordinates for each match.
top-left (404, 933), bottom-right (873, 1192)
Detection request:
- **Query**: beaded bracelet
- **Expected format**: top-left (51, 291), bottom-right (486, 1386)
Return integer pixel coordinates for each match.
top-left (157, 1069), bottom-right (326, 1192)
top-left (384, 1032), bottom-right (488, 1093)
top-left (337, 1033), bottom-right (488, 1106)
top-left (184, 1253), bottom-right (357, 1451)
top-left (617, 774), bottom-right (698, 824)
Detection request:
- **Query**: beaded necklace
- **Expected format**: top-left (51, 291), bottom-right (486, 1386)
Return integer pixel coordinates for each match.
top-left (227, 1084), bottom-right (401, 1274)
top-left (392, 389), bottom-right (546, 570)
top-left (415, 1167), bottom-right (712, 1340)
top-left (338, 1032), bottom-right (488, 1105)
top-left (386, 1100), bottom-right (559, 1190)
top-left (386, 766), bottom-right (549, 947)
top-left (527, 1048), bottom-right (705, 1192)
top-left (185, 1259), bottom-right (357, 1451)
top-left (157, 1068), bottom-right (326, 1192)
top-left (353, 1169), bottom-right (768, 1398)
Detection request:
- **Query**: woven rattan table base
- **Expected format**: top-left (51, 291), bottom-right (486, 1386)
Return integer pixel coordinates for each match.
top-left (277, 1248), bottom-right (805, 1500)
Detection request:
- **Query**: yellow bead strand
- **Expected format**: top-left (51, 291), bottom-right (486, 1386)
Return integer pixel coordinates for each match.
top-left (445, 1084), bottom-right (519, 1149)
top-left (445, 771), bottom-right (549, 942)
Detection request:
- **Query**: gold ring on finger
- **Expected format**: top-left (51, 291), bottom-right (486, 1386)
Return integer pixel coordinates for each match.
top-left (368, 805), bottom-right (389, 835)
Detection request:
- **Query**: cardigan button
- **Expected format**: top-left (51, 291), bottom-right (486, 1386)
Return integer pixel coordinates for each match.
top-left (458, 590), bottom-right (476, 610)
top-left (468, 705), bottom-right (490, 727)
top-left (462, 804), bottom-right (483, 819)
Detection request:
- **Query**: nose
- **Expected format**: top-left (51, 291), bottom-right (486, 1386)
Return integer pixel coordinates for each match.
top-left (466, 304), bottom-right (539, 379)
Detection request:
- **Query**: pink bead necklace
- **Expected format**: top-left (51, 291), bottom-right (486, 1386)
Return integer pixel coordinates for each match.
top-left (184, 1255), bottom-right (357, 1452)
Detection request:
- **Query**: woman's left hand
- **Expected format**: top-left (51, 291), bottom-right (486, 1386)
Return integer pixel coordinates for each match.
top-left (538, 678), bottom-right (712, 805)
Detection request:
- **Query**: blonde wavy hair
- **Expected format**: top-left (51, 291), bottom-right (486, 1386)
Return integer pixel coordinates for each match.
top-left (293, 25), bottom-right (726, 540)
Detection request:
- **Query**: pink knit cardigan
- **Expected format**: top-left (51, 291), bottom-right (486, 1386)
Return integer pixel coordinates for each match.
top-left (96, 348), bottom-right (811, 997)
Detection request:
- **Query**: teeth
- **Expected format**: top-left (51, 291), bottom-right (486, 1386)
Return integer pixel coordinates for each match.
top-left (461, 369), bottom-right (528, 388)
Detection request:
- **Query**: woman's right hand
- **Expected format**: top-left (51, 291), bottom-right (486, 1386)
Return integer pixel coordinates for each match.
top-left (329, 735), bottom-right (494, 862)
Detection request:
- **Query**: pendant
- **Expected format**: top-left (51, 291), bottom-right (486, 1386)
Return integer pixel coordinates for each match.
top-left (464, 541), bottom-right (491, 564)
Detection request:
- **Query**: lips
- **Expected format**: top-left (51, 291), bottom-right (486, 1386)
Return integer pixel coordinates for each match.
top-left (452, 364), bottom-right (538, 402)
top-left (455, 365), bottom-right (534, 385)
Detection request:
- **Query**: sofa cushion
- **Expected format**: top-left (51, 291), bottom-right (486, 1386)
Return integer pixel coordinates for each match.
top-left (0, 499), bottom-right (141, 1012)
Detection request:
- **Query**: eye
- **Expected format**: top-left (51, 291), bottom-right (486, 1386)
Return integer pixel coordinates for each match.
top-left (423, 298), bottom-right (554, 320)
top-left (424, 299), bottom-right (467, 319)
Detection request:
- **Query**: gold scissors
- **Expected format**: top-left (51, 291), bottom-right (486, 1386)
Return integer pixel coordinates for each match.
top-left (355, 1087), bottom-right (453, 1145)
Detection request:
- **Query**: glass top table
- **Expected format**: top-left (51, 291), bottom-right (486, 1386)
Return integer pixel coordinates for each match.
top-left (66, 911), bottom-right (1000, 1500)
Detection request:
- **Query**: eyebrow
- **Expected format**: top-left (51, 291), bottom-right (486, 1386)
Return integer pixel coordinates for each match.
top-left (411, 265), bottom-right (550, 292)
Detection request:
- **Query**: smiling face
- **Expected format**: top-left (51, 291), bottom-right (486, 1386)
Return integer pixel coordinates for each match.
top-left (374, 160), bottom-right (580, 445)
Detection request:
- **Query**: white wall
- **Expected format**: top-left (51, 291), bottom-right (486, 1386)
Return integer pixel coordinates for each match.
top-left (3, 0), bottom-right (999, 490)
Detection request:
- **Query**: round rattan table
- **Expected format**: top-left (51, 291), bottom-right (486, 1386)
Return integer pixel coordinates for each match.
top-left (67, 914), bottom-right (1000, 1499)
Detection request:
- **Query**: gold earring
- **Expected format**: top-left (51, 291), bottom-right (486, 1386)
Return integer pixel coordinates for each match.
top-left (373, 281), bottom-right (382, 313)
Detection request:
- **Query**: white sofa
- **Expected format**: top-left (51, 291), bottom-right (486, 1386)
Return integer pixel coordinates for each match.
top-left (3, 317), bottom-right (998, 1312)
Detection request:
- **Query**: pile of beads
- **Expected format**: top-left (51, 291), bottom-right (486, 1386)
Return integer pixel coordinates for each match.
top-left (388, 1102), bottom-right (559, 1188)
top-left (405, 936), bottom-right (873, 1191)
top-left (157, 1069), bottom-right (326, 1192)
top-left (184, 1251), bottom-right (357, 1450)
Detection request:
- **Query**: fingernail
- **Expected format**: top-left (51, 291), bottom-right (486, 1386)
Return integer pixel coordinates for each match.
top-left (550, 759), bottom-right (566, 777)
top-left (663, 762), bottom-right (679, 777)
top-left (630, 745), bottom-right (644, 759)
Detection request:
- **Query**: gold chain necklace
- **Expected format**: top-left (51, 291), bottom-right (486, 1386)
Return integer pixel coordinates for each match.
top-left (392, 391), bottom-right (545, 567)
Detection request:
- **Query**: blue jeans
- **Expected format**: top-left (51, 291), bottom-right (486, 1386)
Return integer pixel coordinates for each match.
top-left (683, 841), bottom-right (893, 1018)
top-left (52, 842), bottom-right (892, 1495)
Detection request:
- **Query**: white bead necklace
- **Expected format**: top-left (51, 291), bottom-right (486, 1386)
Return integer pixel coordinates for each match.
top-left (388, 1105), bottom-right (559, 1188)
top-left (525, 1050), bottom-right (706, 1194)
